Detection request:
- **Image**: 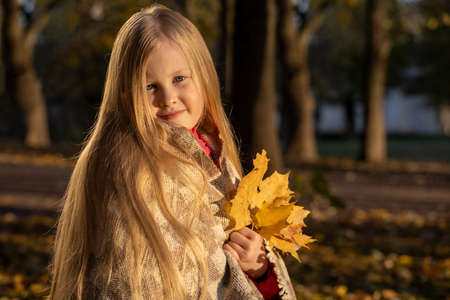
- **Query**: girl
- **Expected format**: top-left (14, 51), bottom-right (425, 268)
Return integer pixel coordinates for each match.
top-left (50, 4), bottom-right (296, 300)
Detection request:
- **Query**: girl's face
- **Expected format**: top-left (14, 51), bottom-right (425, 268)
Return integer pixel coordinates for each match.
top-left (146, 39), bottom-right (204, 129)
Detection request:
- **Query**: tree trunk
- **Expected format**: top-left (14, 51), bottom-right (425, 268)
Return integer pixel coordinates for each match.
top-left (231, 0), bottom-right (282, 172)
top-left (279, 0), bottom-right (321, 164)
top-left (218, 0), bottom-right (234, 100)
top-left (362, 0), bottom-right (391, 162)
top-left (344, 98), bottom-right (356, 137)
top-left (285, 33), bottom-right (318, 163)
top-left (439, 103), bottom-right (450, 136)
top-left (13, 70), bottom-right (50, 147)
top-left (0, 10), bottom-right (4, 95)
top-left (2, 0), bottom-right (51, 148)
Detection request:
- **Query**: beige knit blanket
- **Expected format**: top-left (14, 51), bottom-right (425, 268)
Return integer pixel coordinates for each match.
top-left (83, 125), bottom-right (297, 299)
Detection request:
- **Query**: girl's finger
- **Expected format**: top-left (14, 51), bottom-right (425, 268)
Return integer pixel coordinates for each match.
top-left (226, 240), bottom-right (246, 257)
top-left (223, 243), bottom-right (241, 262)
top-left (229, 231), bottom-right (250, 249)
top-left (238, 227), bottom-right (259, 240)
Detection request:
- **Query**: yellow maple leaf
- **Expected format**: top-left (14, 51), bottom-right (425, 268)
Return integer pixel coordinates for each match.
top-left (293, 234), bottom-right (315, 249)
top-left (287, 205), bottom-right (310, 226)
top-left (280, 223), bottom-right (303, 238)
top-left (269, 235), bottom-right (300, 261)
top-left (258, 220), bottom-right (287, 241)
top-left (251, 171), bottom-right (293, 209)
top-left (253, 201), bottom-right (293, 228)
top-left (226, 150), bottom-right (315, 262)
top-left (226, 150), bottom-right (269, 229)
top-left (280, 224), bottom-right (316, 249)
top-left (271, 196), bottom-right (292, 207)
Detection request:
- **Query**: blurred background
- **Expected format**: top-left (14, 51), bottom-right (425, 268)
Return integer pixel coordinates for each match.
top-left (0, 0), bottom-right (449, 299)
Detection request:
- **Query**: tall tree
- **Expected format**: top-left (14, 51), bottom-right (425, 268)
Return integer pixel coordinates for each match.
top-left (231, 0), bottom-right (282, 171)
top-left (279, 0), bottom-right (328, 164)
top-left (279, 0), bottom-right (334, 164)
top-left (218, 0), bottom-right (234, 99)
top-left (2, 0), bottom-right (61, 148)
top-left (362, 0), bottom-right (392, 162)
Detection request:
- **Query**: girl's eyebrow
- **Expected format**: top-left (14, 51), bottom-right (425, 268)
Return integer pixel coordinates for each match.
top-left (169, 68), bottom-right (191, 76)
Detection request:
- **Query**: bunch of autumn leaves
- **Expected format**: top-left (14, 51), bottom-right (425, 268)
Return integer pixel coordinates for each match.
top-left (225, 150), bottom-right (315, 261)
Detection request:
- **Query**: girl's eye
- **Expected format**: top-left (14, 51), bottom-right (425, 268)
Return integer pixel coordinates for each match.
top-left (146, 84), bottom-right (155, 91)
top-left (174, 76), bottom-right (185, 83)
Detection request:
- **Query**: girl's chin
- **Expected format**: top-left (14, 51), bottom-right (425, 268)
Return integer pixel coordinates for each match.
top-left (161, 119), bottom-right (193, 129)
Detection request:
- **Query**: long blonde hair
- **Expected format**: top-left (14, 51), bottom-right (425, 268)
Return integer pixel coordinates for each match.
top-left (50, 4), bottom-right (241, 299)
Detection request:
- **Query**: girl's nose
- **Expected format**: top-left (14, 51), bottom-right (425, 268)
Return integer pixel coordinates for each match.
top-left (159, 88), bottom-right (178, 107)
top-left (161, 98), bottom-right (176, 107)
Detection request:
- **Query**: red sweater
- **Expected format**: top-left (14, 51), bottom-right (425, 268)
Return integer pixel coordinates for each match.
top-left (191, 127), bottom-right (281, 300)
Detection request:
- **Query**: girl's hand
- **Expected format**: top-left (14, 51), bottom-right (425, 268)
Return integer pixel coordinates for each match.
top-left (223, 227), bottom-right (269, 279)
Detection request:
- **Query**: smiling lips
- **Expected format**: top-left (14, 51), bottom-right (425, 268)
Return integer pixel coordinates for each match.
top-left (157, 109), bottom-right (186, 120)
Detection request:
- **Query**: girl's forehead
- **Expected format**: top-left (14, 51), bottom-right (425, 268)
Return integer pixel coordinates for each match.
top-left (146, 39), bottom-right (192, 78)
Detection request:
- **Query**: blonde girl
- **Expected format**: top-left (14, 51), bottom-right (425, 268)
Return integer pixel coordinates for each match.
top-left (50, 4), bottom-right (295, 300)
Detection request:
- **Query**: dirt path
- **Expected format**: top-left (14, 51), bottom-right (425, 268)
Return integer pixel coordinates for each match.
top-left (0, 162), bottom-right (70, 215)
top-left (321, 169), bottom-right (450, 214)
top-left (0, 162), bottom-right (449, 216)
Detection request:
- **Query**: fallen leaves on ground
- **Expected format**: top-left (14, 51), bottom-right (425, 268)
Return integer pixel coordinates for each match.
top-left (0, 213), bottom-right (54, 299)
top-left (0, 207), bottom-right (448, 299)
top-left (0, 152), bottom-right (74, 167)
top-left (289, 209), bottom-right (450, 300)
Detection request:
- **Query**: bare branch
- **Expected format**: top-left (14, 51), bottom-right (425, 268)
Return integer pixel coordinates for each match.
top-left (42, 0), bottom-right (63, 13)
top-left (24, 13), bottom-right (50, 48)
top-left (295, 0), bottom-right (336, 45)
top-left (24, 0), bottom-right (64, 47)
top-left (302, 10), bottom-right (325, 37)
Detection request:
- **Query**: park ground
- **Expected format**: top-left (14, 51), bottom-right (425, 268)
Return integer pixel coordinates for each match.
top-left (0, 136), bottom-right (449, 299)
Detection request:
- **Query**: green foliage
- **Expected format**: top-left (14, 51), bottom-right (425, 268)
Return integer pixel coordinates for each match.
top-left (412, 0), bottom-right (450, 106)
top-left (309, 2), bottom-right (365, 105)
top-left (31, 0), bottom-right (223, 142)
top-left (310, 0), bottom-right (450, 109)
top-left (36, 0), bottom-right (175, 141)
top-left (186, 0), bottom-right (222, 53)
top-left (387, 0), bottom-right (450, 106)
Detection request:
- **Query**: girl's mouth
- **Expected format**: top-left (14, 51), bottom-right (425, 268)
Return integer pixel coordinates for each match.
top-left (158, 110), bottom-right (185, 120)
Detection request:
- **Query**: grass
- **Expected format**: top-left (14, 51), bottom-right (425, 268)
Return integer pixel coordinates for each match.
top-left (317, 134), bottom-right (450, 162)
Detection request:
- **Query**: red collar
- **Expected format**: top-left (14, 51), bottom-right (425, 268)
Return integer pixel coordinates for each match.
top-left (191, 126), bottom-right (211, 157)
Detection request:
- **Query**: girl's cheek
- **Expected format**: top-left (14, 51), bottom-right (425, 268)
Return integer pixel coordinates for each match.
top-left (148, 96), bottom-right (159, 108)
